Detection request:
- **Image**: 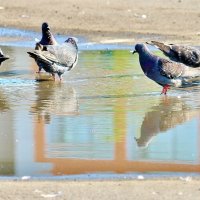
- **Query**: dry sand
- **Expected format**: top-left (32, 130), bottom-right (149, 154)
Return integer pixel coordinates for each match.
top-left (0, 179), bottom-right (200, 200)
top-left (0, 0), bottom-right (200, 199)
top-left (0, 0), bottom-right (200, 44)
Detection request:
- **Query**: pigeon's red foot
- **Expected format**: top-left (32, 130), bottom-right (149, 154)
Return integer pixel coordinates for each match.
top-left (161, 84), bottom-right (170, 95)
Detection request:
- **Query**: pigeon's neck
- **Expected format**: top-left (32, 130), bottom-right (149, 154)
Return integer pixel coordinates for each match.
top-left (139, 49), bottom-right (157, 73)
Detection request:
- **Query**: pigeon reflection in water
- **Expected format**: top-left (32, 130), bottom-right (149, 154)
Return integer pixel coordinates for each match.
top-left (135, 97), bottom-right (199, 148)
top-left (31, 82), bottom-right (79, 123)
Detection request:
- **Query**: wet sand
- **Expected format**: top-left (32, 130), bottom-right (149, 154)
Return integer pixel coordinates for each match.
top-left (1, 0), bottom-right (200, 199)
top-left (0, 0), bottom-right (200, 44)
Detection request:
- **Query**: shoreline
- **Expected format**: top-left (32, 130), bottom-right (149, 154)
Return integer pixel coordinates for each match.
top-left (1, 172), bottom-right (200, 181)
top-left (0, 24), bottom-right (198, 46)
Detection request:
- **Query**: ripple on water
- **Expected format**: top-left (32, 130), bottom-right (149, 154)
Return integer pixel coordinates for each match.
top-left (0, 43), bottom-right (200, 178)
top-left (0, 78), bottom-right (35, 87)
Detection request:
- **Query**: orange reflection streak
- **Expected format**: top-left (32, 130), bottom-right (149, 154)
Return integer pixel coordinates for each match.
top-left (34, 117), bottom-right (45, 162)
top-left (199, 114), bottom-right (200, 162)
top-left (34, 109), bottom-right (200, 176)
top-left (114, 98), bottom-right (127, 173)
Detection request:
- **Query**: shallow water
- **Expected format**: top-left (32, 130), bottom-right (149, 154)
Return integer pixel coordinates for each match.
top-left (0, 37), bottom-right (200, 178)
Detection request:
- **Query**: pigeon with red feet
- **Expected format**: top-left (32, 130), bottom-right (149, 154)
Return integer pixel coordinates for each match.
top-left (131, 43), bottom-right (200, 95)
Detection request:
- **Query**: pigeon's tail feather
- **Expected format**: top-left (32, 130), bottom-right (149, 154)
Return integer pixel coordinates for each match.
top-left (0, 56), bottom-right (9, 65)
top-left (27, 52), bottom-right (38, 60)
top-left (147, 41), bottom-right (171, 54)
top-left (27, 51), bottom-right (53, 66)
top-left (0, 56), bottom-right (9, 62)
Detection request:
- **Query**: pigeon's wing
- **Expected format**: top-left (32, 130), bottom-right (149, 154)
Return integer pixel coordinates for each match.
top-left (148, 41), bottom-right (200, 67)
top-left (171, 45), bottom-right (200, 67)
top-left (149, 41), bottom-right (181, 62)
top-left (47, 43), bottom-right (77, 67)
top-left (28, 50), bottom-right (58, 64)
top-left (158, 58), bottom-right (185, 79)
top-left (38, 50), bottom-right (58, 63)
top-left (148, 41), bottom-right (171, 54)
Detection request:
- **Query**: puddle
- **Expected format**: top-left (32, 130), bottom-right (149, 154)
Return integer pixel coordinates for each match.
top-left (0, 28), bottom-right (200, 178)
top-left (0, 27), bottom-right (131, 50)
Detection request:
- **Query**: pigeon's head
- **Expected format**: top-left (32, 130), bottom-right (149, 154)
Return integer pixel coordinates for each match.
top-left (131, 43), bottom-right (146, 54)
top-left (65, 37), bottom-right (78, 50)
top-left (42, 22), bottom-right (50, 32)
top-left (134, 137), bottom-right (150, 149)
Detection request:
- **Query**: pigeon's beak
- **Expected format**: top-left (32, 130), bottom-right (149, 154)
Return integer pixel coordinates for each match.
top-left (130, 50), bottom-right (137, 54)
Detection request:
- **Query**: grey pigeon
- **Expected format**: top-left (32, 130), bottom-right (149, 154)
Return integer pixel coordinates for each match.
top-left (0, 48), bottom-right (9, 66)
top-left (27, 37), bottom-right (78, 81)
top-left (147, 41), bottom-right (200, 67)
top-left (131, 43), bottom-right (200, 94)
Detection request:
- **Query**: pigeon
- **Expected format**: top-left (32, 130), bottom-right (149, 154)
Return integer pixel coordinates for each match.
top-left (0, 48), bottom-right (9, 65)
top-left (27, 37), bottom-right (78, 81)
top-left (131, 43), bottom-right (200, 94)
top-left (34, 22), bottom-right (58, 73)
top-left (37, 22), bottom-right (58, 47)
top-left (146, 41), bottom-right (200, 67)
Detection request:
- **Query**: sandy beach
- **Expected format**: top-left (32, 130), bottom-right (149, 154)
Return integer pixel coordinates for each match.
top-left (1, 0), bottom-right (200, 199)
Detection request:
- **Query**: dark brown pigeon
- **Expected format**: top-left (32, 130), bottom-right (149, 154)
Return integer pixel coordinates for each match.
top-left (37, 22), bottom-right (57, 47)
top-left (0, 48), bottom-right (9, 66)
top-left (131, 43), bottom-right (200, 95)
top-left (34, 22), bottom-right (58, 72)
top-left (147, 41), bottom-right (200, 67)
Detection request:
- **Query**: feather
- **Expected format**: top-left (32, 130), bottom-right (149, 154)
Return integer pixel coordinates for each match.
top-left (147, 41), bottom-right (200, 67)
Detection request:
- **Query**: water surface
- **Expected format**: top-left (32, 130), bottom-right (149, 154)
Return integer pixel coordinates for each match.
top-left (0, 40), bottom-right (200, 178)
